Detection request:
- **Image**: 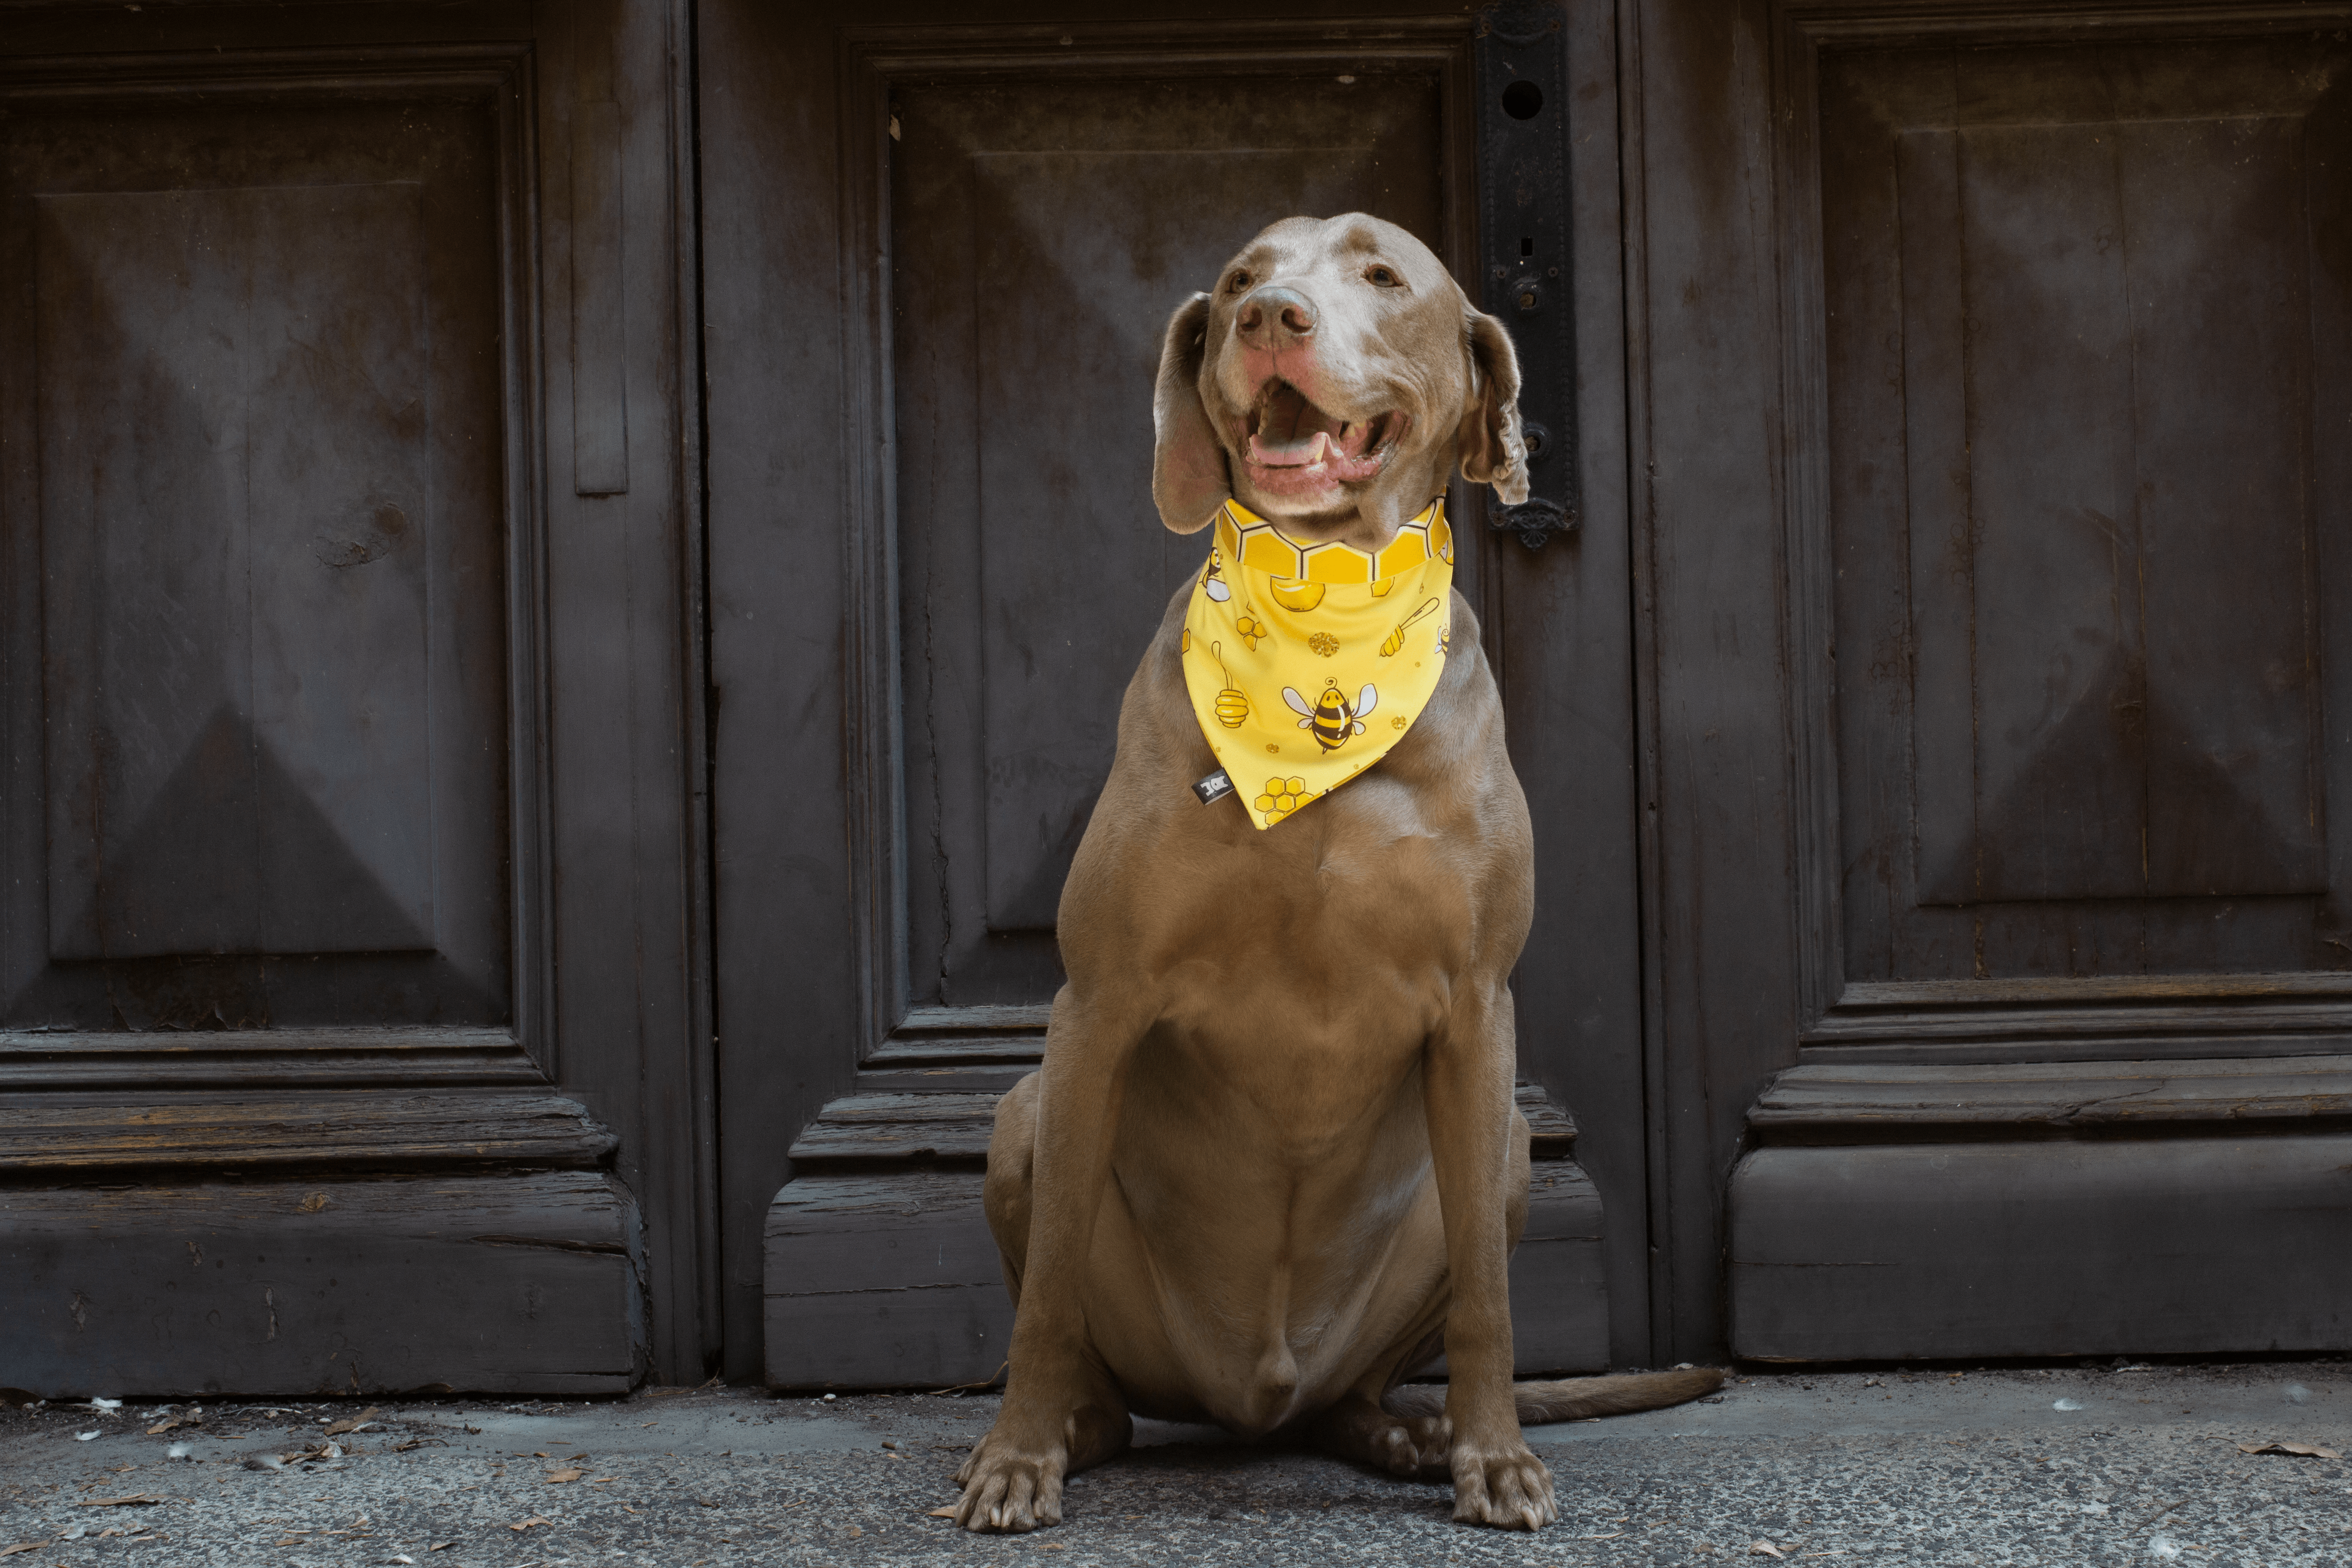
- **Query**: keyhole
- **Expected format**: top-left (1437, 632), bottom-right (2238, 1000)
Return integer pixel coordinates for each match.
top-left (1520, 236), bottom-right (1534, 258)
top-left (1501, 79), bottom-right (1544, 120)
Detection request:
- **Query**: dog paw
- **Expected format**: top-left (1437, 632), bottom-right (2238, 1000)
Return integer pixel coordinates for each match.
top-left (1372, 1414), bottom-right (1452, 1481)
top-left (1450, 1442), bottom-right (1558, 1531)
top-left (952, 1441), bottom-right (1066, 1534)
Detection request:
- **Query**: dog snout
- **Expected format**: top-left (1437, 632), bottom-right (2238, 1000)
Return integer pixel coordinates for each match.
top-left (1236, 284), bottom-right (1318, 346)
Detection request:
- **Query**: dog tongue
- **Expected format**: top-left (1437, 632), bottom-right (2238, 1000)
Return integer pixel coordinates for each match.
top-left (1250, 383), bottom-right (1372, 468)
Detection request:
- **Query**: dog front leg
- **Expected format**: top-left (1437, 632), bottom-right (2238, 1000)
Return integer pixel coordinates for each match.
top-left (1424, 983), bottom-right (1558, 1530)
top-left (954, 985), bottom-right (1143, 1533)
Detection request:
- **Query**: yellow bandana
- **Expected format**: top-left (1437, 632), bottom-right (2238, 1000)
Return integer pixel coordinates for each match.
top-left (1181, 497), bottom-right (1454, 829)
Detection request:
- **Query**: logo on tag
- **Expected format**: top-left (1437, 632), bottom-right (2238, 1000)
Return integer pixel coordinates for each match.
top-left (1192, 769), bottom-right (1235, 805)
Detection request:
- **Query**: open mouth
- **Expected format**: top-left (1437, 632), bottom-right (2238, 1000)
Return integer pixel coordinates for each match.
top-left (1240, 381), bottom-right (1406, 493)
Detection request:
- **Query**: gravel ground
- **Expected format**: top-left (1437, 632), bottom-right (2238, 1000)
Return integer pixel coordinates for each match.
top-left (2, 1362), bottom-right (2347, 1566)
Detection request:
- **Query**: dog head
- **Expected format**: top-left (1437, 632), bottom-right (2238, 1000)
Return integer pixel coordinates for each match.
top-left (1152, 213), bottom-right (1529, 548)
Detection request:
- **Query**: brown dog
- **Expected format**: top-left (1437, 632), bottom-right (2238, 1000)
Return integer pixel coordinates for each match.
top-left (951, 215), bottom-right (1720, 1535)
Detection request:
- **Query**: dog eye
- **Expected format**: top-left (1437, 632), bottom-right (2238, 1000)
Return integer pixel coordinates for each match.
top-left (1366, 265), bottom-right (1402, 288)
top-left (1226, 270), bottom-right (1252, 294)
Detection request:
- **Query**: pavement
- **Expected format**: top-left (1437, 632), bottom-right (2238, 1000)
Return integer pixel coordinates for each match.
top-left (2, 1361), bottom-right (2348, 1567)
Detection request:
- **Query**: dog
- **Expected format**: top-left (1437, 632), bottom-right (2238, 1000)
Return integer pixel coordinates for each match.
top-left (951, 214), bottom-right (1721, 1535)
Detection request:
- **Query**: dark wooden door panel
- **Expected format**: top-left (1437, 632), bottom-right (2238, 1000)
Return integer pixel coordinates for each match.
top-left (892, 75), bottom-right (1447, 1004)
top-left (39, 183), bottom-right (438, 957)
top-left (1901, 115), bottom-right (2324, 908)
top-left (1820, 35), bottom-right (2352, 1000)
top-left (0, 0), bottom-right (714, 1393)
top-left (3, 93), bottom-right (513, 1030)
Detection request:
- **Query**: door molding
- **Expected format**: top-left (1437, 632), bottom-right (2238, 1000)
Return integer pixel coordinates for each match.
top-left (1769, 0), bottom-right (2352, 1066)
top-left (829, 17), bottom-right (1480, 1056)
top-left (0, 43), bottom-right (555, 1088)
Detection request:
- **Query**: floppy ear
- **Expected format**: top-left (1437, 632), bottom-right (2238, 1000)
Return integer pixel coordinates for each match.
top-left (1152, 292), bottom-right (1228, 534)
top-left (1456, 310), bottom-right (1530, 505)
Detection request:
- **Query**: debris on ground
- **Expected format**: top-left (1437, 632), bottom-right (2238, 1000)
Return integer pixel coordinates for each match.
top-left (0, 1367), bottom-right (2343, 1566)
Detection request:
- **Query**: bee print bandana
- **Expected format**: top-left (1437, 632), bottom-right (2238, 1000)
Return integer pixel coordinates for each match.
top-left (1181, 497), bottom-right (1454, 830)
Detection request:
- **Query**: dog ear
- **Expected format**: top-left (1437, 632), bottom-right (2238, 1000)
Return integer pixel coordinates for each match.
top-left (1456, 310), bottom-right (1530, 505)
top-left (1152, 292), bottom-right (1228, 534)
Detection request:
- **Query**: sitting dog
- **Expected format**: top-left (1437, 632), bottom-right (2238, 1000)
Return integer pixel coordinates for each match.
top-left (952, 214), bottom-right (1720, 1535)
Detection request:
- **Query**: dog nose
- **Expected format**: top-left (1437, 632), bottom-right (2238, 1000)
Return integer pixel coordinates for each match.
top-left (1236, 285), bottom-right (1317, 344)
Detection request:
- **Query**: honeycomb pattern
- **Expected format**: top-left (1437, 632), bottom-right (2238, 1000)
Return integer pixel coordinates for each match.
top-left (1254, 775), bottom-right (1313, 824)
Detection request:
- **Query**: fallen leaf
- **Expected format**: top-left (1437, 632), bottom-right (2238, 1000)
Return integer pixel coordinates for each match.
top-left (545, 1468), bottom-right (585, 1484)
top-left (2, 1545), bottom-right (45, 1558)
top-left (429, 1544), bottom-right (454, 1553)
top-left (589, 1477), bottom-right (617, 1484)
top-left (78, 1495), bottom-right (163, 1508)
top-left (145, 1420), bottom-right (181, 1436)
top-left (927, 1507), bottom-right (959, 1519)
top-left (1750, 1544), bottom-right (1788, 1560)
top-left (510, 1516), bottom-right (553, 1532)
top-left (531, 1450), bottom-right (551, 1459)
top-left (2239, 1441), bottom-right (2342, 1460)
top-left (321, 1407), bottom-right (379, 1437)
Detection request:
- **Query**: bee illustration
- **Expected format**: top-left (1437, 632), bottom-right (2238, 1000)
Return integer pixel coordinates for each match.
top-left (1201, 547), bottom-right (1231, 602)
top-left (1379, 598), bottom-right (1442, 657)
top-left (1283, 680), bottom-right (1378, 752)
top-left (1437, 623), bottom-right (1451, 657)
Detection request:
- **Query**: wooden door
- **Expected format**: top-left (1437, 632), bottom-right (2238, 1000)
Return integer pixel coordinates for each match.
top-left (0, 0), bottom-right (712, 1392)
top-left (705, 0), bottom-right (1651, 1381)
top-left (1628, 0), bottom-right (2352, 1362)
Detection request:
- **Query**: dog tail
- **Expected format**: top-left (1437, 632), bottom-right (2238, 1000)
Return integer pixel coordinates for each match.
top-left (1384, 1367), bottom-right (1725, 1426)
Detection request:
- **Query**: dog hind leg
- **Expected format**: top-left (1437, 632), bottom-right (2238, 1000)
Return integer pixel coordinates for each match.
top-left (1311, 1106), bottom-right (1545, 1497)
top-left (1308, 1323), bottom-right (1452, 1481)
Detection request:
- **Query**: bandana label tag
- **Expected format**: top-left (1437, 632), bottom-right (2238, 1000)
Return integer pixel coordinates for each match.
top-left (1192, 768), bottom-right (1235, 806)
